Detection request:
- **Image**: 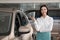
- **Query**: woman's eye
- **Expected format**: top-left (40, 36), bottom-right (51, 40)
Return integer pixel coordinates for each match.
top-left (44, 9), bottom-right (47, 10)
top-left (41, 9), bottom-right (46, 10)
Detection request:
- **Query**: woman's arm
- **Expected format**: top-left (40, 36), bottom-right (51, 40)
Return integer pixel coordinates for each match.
top-left (34, 20), bottom-right (40, 31)
top-left (30, 17), bottom-right (40, 31)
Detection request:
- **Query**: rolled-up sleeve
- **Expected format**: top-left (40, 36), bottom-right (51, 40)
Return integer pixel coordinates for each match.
top-left (34, 19), bottom-right (41, 31)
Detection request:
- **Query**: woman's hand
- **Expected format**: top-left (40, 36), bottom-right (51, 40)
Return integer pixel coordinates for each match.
top-left (29, 16), bottom-right (36, 22)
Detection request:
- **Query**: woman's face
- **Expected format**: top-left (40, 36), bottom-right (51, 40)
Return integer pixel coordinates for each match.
top-left (41, 7), bottom-right (47, 16)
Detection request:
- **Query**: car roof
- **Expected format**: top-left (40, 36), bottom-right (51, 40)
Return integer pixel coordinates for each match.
top-left (0, 8), bottom-right (14, 12)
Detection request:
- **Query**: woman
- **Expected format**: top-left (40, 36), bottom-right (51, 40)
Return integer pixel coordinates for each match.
top-left (30, 5), bottom-right (53, 40)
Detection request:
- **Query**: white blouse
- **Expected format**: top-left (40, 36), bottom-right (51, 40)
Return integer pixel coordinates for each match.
top-left (34, 15), bottom-right (53, 32)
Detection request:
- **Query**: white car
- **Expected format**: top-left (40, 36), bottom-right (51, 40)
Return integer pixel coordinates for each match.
top-left (0, 9), bottom-right (33, 40)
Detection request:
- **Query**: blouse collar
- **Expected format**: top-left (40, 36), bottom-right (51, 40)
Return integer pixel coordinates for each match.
top-left (40, 15), bottom-right (49, 19)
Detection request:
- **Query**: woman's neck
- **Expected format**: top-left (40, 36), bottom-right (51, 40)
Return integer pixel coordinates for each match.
top-left (42, 15), bottom-right (47, 18)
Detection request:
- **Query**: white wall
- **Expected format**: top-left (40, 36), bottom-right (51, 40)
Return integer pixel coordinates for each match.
top-left (0, 0), bottom-right (60, 3)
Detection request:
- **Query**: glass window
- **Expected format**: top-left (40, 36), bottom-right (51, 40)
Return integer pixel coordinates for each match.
top-left (48, 10), bottom-right (60, 19)
top-left (20, 12), bottom-right (29, 26)
top-left (15, 13), bottom-right (20, 36)
top-left (0, 12), bottom-right (12, 35)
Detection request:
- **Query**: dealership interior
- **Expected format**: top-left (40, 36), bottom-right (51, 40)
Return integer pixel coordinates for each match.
top-left (0, 3), bottom-right (60, 40)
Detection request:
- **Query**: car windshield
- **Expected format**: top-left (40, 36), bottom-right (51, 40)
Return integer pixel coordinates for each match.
top-left (0, 12), bottom-right (12, 34)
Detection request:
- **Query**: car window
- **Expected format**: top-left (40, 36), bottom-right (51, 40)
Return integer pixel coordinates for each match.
top-left (25, 10), bottom-right (40, 19)
top-left (26, 12), bottom-right (36, 20)
top-left (15, 13), bottom-right (21, 36)
top-left (0, 12), bottom-right (12, 35)
top-left (48, 10), bottom-right (60, 19)
top-left (15, 14), bottom-right (20, 28)
top-left (20, 12), bottom-right (29, 26)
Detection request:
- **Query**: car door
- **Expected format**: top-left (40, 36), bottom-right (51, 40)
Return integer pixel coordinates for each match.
top-left (14, 12), bottom-right (30, 36)
top-left (14, 11), bottom-right (33, 40)
top-left (14, 11), bottom-right (33, 38)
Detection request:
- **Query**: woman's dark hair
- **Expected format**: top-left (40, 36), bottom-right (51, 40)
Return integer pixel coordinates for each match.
top-left (39, 4), bottom-right (48, 17)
